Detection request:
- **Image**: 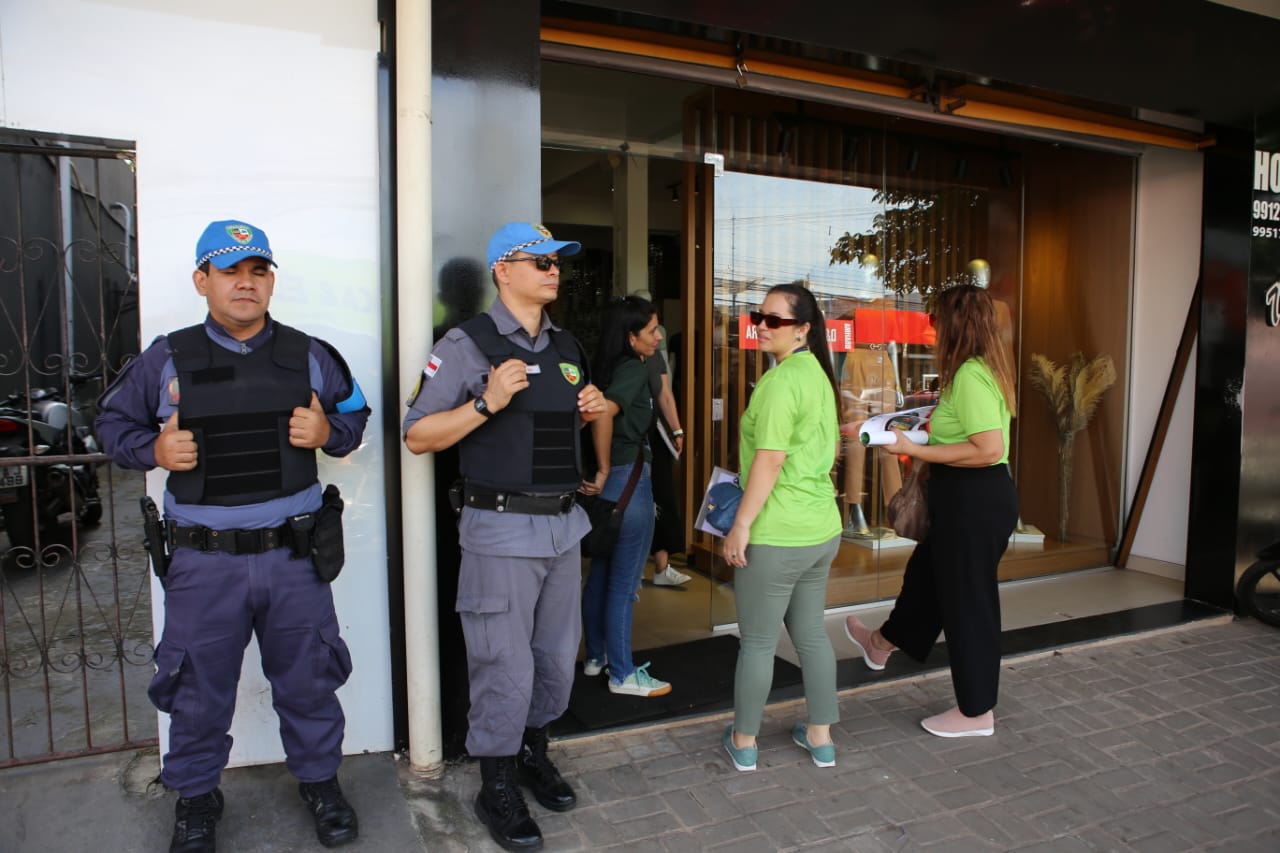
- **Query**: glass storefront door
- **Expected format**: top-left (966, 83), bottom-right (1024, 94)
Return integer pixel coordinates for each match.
top-left (699, 153), bottom-right (1023, 625)
top-left (542, 56), bottom-right (1135, 640)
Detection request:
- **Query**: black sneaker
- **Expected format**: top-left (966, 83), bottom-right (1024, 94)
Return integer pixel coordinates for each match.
top-left (299, 776), bottom-right (359, 848)
top-left (170, 788), bottom-right (224, 853)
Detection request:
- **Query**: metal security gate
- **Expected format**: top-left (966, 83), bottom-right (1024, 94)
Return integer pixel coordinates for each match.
top-left (0, 131), bottom-right (155, 767)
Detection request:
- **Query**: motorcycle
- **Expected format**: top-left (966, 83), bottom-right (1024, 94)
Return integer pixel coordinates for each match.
top-left (0, 379), bottom-right (103, 556)
top-left (1237, 540), bottom-right (1280, 628)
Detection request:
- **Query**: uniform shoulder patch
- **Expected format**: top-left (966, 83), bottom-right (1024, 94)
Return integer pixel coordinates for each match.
top-left (425, 354), bottom-right (443, 377)
top-left (406, 375), bottom-right (424, 407)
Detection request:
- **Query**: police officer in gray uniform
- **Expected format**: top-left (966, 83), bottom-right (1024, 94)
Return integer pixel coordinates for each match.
top-left (403, 223), bottom-right (606, 852)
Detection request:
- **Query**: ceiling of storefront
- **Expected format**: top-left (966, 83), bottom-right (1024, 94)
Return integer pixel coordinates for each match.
top-left (552, 0), bottom-right (1280, 131)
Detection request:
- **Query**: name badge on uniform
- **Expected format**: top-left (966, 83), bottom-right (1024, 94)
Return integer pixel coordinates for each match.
top-left (525, 364), bottom-right (542, 375)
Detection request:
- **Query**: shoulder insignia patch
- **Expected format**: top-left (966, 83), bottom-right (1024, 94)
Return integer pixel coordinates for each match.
top-left (425, 354), bottom-right (443, 377)
top-left (406, 375), bottom-right (423, 407)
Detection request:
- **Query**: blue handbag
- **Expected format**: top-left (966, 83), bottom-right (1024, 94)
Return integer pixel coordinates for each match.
top-left (705, 479), bottom-right (744, 534)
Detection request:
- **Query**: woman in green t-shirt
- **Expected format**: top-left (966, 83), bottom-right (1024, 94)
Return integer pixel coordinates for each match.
top-left (721, 283), bottom-right (844, 773)
top-left (844, 285), bottom-right (1020, 738)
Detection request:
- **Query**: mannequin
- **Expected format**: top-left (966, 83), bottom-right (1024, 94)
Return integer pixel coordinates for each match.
top-left (839, 338), bottom-right (904, 538)
top-left (966, 259), bottom-right (1013, 355)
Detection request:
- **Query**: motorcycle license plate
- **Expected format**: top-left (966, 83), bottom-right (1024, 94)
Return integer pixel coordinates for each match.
top-left (0, 465), bottom-right (29, 490)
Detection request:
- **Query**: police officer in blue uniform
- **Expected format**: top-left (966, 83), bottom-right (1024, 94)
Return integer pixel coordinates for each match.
top-left (96, 220), bottom-right (370, 853)
top-left (404, 223), bottom-right (607, 852)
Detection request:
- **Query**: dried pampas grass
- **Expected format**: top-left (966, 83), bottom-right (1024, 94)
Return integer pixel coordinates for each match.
top-left (1028, 352), bottom-right (1117, 541)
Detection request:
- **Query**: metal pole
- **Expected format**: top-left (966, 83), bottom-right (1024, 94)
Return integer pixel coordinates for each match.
top-left (59, 142), bottom-right (75, 366)
top-left (395, 0), bottom-right (442, 774)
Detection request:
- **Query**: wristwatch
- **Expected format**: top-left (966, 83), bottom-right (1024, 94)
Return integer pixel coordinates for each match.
top-left (672, 429), bottom-right (685, 439)
top-left (473, 396), bottom-right (494, 418)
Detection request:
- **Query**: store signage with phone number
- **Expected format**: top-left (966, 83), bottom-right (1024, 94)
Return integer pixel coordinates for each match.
top-left (1253, 150), bottom-right (1280, 327)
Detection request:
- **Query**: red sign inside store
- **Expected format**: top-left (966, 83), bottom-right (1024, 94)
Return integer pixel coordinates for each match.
top-left (737, 309), bottom-right (935, 350)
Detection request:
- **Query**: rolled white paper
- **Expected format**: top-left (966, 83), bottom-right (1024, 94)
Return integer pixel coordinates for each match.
top-left (860, 429), bottom-right (929, 446)
top-left (857, 405), bottom-right (936, 447)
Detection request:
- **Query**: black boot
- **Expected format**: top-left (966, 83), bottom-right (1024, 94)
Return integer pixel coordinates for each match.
top-left (170, 788), bottom-right (224, 853)
top-left (517, 726), bottom-right (577, 812)
top-left (475, 756), bottom-right (543, 852)
top-left (299, 776), bottom-right (359, 848)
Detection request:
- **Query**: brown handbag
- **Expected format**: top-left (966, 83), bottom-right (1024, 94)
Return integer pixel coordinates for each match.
top-left (887, 461), bottom-right (930, 541)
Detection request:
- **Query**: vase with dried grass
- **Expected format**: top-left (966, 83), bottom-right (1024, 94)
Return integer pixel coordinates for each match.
top-left (1027, 352), bottom-right (1117, 541)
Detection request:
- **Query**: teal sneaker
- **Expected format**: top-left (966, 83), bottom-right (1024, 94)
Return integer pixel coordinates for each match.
top-left (608, 662), bottom-right (671, 697)
top-left (583, 656), bottom-right (607, 677)
top-left (791, 723), bottom-right (836, 768)
top-left (722, 726), bottom-right (757, 772)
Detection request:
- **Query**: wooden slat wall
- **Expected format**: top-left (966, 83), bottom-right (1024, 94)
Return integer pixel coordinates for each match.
top-left (1015, 145), bottom-right (1134, 546)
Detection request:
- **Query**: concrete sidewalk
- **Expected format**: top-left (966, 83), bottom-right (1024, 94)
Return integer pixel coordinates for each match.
top-left (3, 617), bottom-right (1278, 852)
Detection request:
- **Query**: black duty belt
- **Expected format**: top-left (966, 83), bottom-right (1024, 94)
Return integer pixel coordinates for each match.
top-left (167, 520), bottom-right (294, 555)
top-left (462, 485), bottom-right (577, 515)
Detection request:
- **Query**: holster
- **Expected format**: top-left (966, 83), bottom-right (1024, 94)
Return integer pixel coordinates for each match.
top-left (447, 479), bottom-right (463, 519)
top-left (307, 483), bottom-right (345, 582)
top-left (140, 496), bottom-right (171, 580)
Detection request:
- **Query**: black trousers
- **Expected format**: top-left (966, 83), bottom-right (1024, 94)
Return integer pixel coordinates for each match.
top-left (881, 463), bottom-right (1019, 716)
top-left (648, 425), bottom-right (685, 556)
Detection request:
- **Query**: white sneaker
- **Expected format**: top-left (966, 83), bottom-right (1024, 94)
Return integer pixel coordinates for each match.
top-left (583, 657), bottom-right (607, 677)
top-left (608, 663), bottom-right (672, 697)
top-left (652, 567), bottom-right (691, 586)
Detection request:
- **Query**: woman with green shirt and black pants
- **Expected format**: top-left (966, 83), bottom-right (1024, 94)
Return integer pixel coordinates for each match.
top-left (845, 285), bottom-right (1019, 738)
top-left (722, 283), bottom-right (844, 772)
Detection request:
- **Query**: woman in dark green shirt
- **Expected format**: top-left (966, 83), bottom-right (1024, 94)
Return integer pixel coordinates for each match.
top-left (580, 295), bottom-right (672, 698)
top-left (844, 285), bottom-right (1019, 738)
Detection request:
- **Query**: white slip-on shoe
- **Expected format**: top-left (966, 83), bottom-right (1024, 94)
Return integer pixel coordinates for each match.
top-left (652, 567), bottom-right (691, 586)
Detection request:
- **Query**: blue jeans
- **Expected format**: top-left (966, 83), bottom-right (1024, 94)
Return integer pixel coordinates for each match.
top-left (581, 461), bottom-right (654, 684)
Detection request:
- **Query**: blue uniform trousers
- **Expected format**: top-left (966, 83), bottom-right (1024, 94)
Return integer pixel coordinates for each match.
top-left (148, 547), bottom-right (353, 797)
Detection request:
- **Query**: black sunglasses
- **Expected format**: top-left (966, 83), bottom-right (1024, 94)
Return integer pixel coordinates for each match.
top-left (503, 255), bottom-right (562, 271)
top-left (749, 310), bottom-right (801, 329)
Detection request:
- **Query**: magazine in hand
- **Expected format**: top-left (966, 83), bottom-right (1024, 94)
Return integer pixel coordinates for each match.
top-left (858, 405), bottom-right (935, 446)
top-left (654, 417), bottom-right (679, 457)
top-left (694, 466), bottom-right (739, 537)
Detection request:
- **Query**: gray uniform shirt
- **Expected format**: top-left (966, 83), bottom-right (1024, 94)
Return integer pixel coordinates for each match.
top-left (403, 298), bottom-right (591, 558)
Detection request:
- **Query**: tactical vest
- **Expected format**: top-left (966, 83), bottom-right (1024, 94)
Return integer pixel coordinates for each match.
top-left (166, 323), bottom-right (318, 506)
top-left (458, 313), bottom-right (586, 492)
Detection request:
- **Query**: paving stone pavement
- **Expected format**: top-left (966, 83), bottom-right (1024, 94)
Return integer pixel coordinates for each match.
top-left (408, 617), bottom-right (1280, 852)
top-left (3, 616), bottom-right (1278, 852)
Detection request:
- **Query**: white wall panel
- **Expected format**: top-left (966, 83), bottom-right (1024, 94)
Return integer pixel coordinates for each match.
top-left (1128, 148), bottom-right (1203, 573)
top-left (2, 0), bottom-right (392, 764)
